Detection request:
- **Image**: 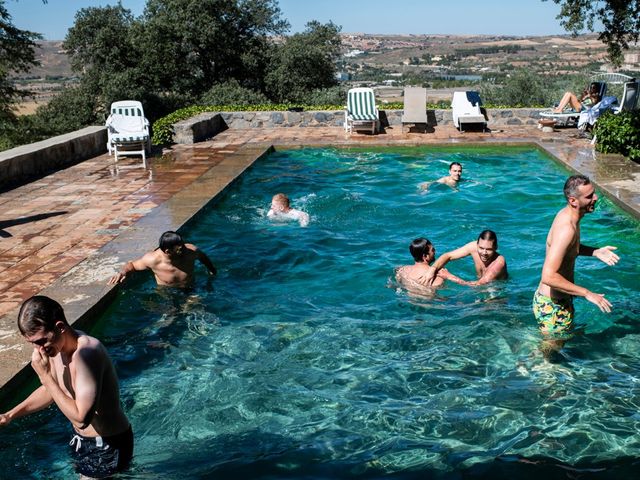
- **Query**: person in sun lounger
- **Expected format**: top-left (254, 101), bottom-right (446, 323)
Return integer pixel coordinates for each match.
top-left (267, 193), bottom-right (310, 227)
top-left (419, 162), bottom-right (462, 191)
top-left (108, 231), bottom-right (216, 287)
top-left (553, 83), bottom-right (601, 113)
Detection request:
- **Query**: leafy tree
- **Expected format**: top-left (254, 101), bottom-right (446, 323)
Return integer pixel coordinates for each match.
top-left (32, 85), bottom-right (96, 135)
top-left (138, 0), bottom-right (288, 98)
top-left (63, 4), bottom-right (144, 117)
top-left (481, 69), bottom-right (553, 107)
top-left (199, 79), bottom-right (269, 106)
top-left (546, 0), bottom-right (640, 65)
top-left (265, 21), bottom-right (342, 102)
top-left (303, 85), bottom-right (347, 106)
top-left (0, 0), bottom-right (41, 123)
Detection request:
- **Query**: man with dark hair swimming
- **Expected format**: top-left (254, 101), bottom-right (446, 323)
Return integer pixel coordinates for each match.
top-left (396, 237), bottom-right (450, 293)
top-left (422, 230), bottom-right (508, 286)
top-left (0, 296), bottom-right (133, 478)
top-left (109, 231), bottom-right (216, 287)
top-left (420, 162), bottom-right (463, 191)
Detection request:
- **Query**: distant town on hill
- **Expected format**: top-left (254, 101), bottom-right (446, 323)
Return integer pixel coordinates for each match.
top-left (11, 33), bottom-right (640, 113)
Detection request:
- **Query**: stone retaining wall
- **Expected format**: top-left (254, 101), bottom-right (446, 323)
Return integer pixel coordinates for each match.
top-left (0, 126), bottom-right (107, 191)
top-left (173, 108), bottom-right (546, 144)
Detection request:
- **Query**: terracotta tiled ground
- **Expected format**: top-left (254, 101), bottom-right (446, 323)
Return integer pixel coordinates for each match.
top-left (1, 124), bottom-right (639, 392)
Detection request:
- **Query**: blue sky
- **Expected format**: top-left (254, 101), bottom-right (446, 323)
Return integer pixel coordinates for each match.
top-left (5, 0), bottom-right (577, 41)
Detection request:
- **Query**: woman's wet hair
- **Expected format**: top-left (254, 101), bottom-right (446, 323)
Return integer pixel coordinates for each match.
top-left (563, 174), bottom-right (591, 200)
top-left (409, 237), bottom-right (433, 262)
top-left (477, 229), bottom-right (498, 247)
top-left (159, 231), bottom-right (185, 251)
top-left (18, 295), bottom-right (68, 336)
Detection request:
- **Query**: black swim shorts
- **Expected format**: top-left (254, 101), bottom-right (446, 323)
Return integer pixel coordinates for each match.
top-left (68, 426), bottom-right (134, 478)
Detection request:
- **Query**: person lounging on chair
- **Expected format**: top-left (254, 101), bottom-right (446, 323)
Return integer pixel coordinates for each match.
top-left (540, 81), bottom-right (606, 127)
top-left (578, 96), bottom-right (619, 132)
top-left (554, 82), bottom-right (603, 113)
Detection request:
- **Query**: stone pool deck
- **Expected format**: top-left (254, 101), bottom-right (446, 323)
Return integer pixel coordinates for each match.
top-left (1, 124), bottom-right (639, 401)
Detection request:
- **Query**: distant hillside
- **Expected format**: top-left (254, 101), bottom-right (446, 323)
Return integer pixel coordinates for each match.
top-left (11, 41), bottom-right (73, 80)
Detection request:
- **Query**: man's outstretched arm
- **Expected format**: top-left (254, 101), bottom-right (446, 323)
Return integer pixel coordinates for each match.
top-left (543, 231), bottom-right (612, 312)
top-left (0, 385), bottom-right (53, 427)
top-left (108, 255), bottom-right (152, 284)
top-left (579, 244), bottom-right (619, 266)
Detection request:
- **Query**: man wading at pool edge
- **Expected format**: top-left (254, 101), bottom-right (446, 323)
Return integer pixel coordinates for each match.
top-left (533, 174), bottom-right (619, 358)
top-left (109, 230), bottom-right (216, 287)
top-left (0, 296), bottom-right (133, 478)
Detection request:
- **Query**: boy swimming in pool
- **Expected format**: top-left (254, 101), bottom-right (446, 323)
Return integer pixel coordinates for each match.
top-left (419, 162), bottom-right (462, 191)
top-left (0, 296), bottom-right (133, 478)
top-left (396, 238), bottom-right (451, 295)
top-left (267, 193), bottom-right (310, 227)
top-left (108, 231), bottom-right (217, 287)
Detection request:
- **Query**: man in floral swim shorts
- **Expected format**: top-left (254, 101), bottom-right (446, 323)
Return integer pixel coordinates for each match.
top-left (534, 175), bottom-right (620, 357)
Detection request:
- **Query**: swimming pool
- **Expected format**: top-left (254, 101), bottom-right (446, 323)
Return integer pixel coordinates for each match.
top-left (2, 146), bottom-right (640, 478)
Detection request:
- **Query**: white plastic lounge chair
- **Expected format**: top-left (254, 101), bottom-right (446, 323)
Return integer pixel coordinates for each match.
top-left (539, 81), bottom-right (607, 127)
top-left (344, 88), bottom-right (379, 134)
top-left (614, 79), bottom-right (639, 113)
top-left (401, 86), bottom-right (428, 133)
top-left (451, 91), bottom-right (487, 131)
top-left (106, 100), bottom-right (151, 167)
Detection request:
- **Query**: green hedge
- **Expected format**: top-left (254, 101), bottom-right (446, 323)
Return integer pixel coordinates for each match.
top-left (594, 111), bottom-right (640, 161)
top-left (152, 104), bottom-right (343, 145)
top-left (151, 102), bottom-right (525, 145)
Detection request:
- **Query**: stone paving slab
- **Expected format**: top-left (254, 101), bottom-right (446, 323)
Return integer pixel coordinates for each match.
top-left (1, 124), bottom-right (639, 401)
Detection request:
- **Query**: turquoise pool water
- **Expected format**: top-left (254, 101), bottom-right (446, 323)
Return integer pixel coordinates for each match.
top-left (2, 146), bottom-right (640, 478)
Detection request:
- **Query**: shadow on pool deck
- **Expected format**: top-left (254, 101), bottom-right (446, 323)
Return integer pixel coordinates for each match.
top-left (1, 124), bottom-right (639, 403)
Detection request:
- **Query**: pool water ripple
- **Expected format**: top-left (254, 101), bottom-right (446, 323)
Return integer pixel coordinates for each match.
top-left (3, 146), bottom-right (640, 478)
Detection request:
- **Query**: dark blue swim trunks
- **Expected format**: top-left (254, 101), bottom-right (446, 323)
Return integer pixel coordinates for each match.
top-left (69, 426), bottom-right (133, 478)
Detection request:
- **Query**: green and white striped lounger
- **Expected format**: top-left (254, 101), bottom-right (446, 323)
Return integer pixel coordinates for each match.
top-left (344, 88), bottom-right (379, 134)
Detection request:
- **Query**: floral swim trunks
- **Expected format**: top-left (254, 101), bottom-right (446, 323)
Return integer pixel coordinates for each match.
top-left (532, 290), bottom-right (575, 338)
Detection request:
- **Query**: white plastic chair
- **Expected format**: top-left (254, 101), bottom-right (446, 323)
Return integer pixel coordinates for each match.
top-left (451, 91), bottom-right (487, 131)
top-left (106, 100), bottom-right (151, 167)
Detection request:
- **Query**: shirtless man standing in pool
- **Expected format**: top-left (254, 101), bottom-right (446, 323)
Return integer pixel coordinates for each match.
top-left (0, 296), bottom-right (133, 478)
top-left (420, 162), bottom-right (462, 191)
top-left (109, 231), bottom-right (217, 287)
top-left (533, 174), bottom-right (619, 354)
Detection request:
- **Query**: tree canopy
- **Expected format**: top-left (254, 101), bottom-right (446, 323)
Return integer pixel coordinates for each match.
top-left (547, 0), bottom-right (640, 65)
top-left (0, 0), bottom-right (41, 122)
top-left (3, 0), bottom-right (343, 145)
top-left (265, 21), bottom-right (342, 103)
top-left (137, 0), bottom-right (289, 98)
